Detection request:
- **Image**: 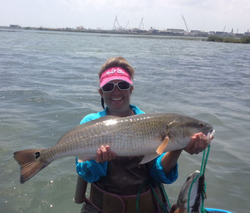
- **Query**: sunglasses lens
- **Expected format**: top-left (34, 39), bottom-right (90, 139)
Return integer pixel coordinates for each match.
top-left (102, 83), bottom-right (114, 92)
top-left (118, 82), bottom-right (130, 90)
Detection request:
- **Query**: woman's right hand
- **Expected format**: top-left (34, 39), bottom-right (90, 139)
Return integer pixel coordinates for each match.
top-left (95, 145), bottom-right (117, 163)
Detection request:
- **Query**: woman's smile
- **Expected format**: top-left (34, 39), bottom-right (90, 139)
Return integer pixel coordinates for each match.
top-left (111, 97), bottom-right (122, 101)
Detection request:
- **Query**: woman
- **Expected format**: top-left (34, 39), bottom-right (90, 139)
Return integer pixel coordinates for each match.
top-left (76, 57), bottom-right (209, 213)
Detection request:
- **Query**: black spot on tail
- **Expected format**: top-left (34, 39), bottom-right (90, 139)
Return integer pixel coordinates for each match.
top-left (35, 152), bottom-right (40, 159)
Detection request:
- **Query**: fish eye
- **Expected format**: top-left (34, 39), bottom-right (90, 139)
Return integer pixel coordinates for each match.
top-left (199, 123), bottom-right (204, 128)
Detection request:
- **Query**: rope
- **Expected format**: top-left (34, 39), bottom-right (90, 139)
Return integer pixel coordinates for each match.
top-left (158, 183), bottom-right (172, 210)
top-left (136, 179), bottom-right (149, 213)
top-left (200, 145), bottom-right (210, 175)
top-left (187, 145), bottom-right (211, 213)
top-left (149, 184), bottom-right (168, 213)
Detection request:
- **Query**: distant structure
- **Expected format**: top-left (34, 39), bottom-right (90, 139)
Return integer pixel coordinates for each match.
top-left (181, 15), bottom-right (189, 33)
top-left (3, 19), bottom-right (249, 38)
top-left (167, 29), bottom-right (185, 34)
top-left (149, 27), bottom-right (159, 34)
top-left (76, 26), bottom-right (86, 31)
top-left (190, 30), bottom-right (209, 36)
top-left (113, 16), bottom-right (120, 30)
top-left (138, 18), bottom-right (144, 30)
top-left (10, 25), bottom-right (21, 28)
top-left (125, 21), bottom-right (130, 30)
top-left (130, 17), bottom-right (146, 33)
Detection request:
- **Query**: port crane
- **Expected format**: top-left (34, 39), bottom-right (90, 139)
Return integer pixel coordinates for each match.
top-left (181, 14), bottom-right (189, 33)
top-left (113, 15), bottom-right (120, 30)
top-left (126, 21), bottom-right (130, 29)
top-left (138, 17), bottom-right (144, 30)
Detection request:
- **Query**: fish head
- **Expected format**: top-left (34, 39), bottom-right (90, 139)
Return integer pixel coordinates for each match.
top-left (166, 115), bottom-right (215, 150)
top-left (176, 170), bottom-right (205, 213)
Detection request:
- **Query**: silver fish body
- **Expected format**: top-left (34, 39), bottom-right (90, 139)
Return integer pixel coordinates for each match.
top-left (14, 113), bottom-right (215, 183)
top-left (176, 170), bottom-right (206, 213)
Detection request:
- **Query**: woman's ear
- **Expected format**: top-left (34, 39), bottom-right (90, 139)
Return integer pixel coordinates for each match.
top-left (130, 85), bottom-right (134, 94)
top-left (98, 88), bottom-right (103, 97)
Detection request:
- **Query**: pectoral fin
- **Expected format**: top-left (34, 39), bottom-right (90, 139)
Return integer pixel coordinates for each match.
top-left (156, 136), bottom-right (169, 155)
top-left (139, 154), bottom-right (159, 164)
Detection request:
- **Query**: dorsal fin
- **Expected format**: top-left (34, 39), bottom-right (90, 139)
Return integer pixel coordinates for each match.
top-left (57, 115), bottom-right (118, 144)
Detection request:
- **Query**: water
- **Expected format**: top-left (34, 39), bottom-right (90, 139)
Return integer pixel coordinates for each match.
top-left (0, 29), bottom-right (249, 213)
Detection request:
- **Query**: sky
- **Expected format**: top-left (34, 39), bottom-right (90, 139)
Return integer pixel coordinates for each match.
top-left (0, 0), bottom-right (249, 33)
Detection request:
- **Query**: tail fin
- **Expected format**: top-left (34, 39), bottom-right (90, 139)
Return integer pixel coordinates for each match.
top-left (13, 149), bottom-right (50, 184)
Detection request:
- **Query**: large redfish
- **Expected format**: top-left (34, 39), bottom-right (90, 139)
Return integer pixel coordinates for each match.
top-left (14, 113), bottom-right (215, 183)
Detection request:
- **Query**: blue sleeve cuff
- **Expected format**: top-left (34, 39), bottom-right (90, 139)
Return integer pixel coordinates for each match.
top-left (150, 153), bottom-right (178, 184)
top-left (76, 157), bottom-right (107, 183)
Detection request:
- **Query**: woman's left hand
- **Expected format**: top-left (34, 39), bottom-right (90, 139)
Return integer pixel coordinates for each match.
top-left (184, 132), bottom-right (212, 155)
top-left (95, 145), bottom-right (117, 163)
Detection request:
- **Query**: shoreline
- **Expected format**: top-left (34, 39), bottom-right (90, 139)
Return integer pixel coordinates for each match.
top-left (1, 26), bottom-right (249, 43)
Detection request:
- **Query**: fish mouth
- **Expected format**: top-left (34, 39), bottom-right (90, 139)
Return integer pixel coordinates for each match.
top-left (206, 129), bottom-right (215, 143)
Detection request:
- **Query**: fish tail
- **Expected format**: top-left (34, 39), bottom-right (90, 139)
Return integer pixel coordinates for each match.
top-left (13, 149), bottom-right (49, 184)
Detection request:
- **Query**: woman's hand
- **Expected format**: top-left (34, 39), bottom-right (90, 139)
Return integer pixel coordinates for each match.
top-left (184, 132), bottom-right (212, 155)
top-left (95, 145), bottom-right (117, 163)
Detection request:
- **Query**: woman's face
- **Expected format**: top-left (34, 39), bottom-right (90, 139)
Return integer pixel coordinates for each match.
top-left (99, 80), bottom-right (133, 115)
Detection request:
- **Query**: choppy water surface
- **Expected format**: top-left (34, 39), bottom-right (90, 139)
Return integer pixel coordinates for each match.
top-left (0, 29), bottom-right (249, 213)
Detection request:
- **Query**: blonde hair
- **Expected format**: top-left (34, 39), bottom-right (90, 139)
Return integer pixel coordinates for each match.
top-left (98, 57), bottom-right (135, 80)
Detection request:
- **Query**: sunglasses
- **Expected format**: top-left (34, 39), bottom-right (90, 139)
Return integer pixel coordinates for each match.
top-left (101, 81), bottom-right (131, 93)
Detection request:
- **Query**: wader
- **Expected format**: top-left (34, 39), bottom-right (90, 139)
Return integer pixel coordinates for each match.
top-left (74, 156), bottom-right (170, 213)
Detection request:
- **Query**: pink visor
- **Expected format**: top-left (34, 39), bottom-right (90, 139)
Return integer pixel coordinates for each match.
top-left (100, 67), bottom-right (133, 87)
